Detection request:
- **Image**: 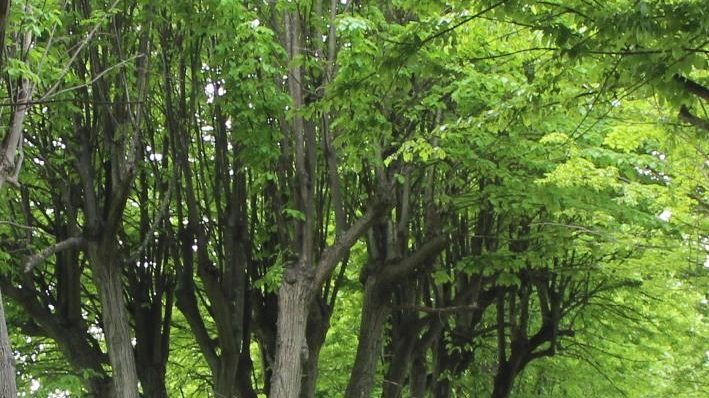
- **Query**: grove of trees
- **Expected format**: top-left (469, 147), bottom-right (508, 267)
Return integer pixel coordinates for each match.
top-left (1, 0), bottom-right (708, 397)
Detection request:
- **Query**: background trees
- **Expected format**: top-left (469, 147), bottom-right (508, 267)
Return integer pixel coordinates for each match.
top-left (0, 1), bottom-right (707, 397)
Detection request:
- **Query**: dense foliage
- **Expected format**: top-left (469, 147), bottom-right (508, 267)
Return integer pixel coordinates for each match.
top-left (0, 1), bottom-right (707, 397)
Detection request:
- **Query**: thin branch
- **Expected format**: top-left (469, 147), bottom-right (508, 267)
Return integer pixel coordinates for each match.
top-left (414, 0), bottom-right (510, 49)
top-left (38, 0), bottom-right (122, 102)
top-left (0, 220), bottom-right (36, 231)
top-left (41, 55), bottom-right (142, 101)
top-left (393, 303), bottom-right (479, 314)
top-left (24, 236), bottom-right (86, 272)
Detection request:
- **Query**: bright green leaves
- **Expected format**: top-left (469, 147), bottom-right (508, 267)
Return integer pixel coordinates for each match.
top-left (386, 137), bottom-right (446, 165)
top-left (537, 156), bottom-right (621, 191)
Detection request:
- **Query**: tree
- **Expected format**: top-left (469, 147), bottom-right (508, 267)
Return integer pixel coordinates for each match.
top-left (0, 2), bottom-right (707, 398)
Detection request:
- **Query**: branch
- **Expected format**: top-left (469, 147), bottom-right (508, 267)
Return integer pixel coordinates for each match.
top-left (1, 22), bottom-right (34, 190)
top-left (415, 0), bottom-right (510, 49)
top-left (379, 235), bottom-right (449, 283)
top-left (0, 220), bottom-right (37, 232)
top-left (24, 236), bottom-right (86, 272)
top-left (679, 105), bottom-right (709, 131)
top-left (314, 196), bottom-right (392, 287)
top-left (675, 74), bottom-right (709, 102)
top-left (38, 0), bottom-right (122, 102)
top-left (393, 303), bottom-right (479, 314)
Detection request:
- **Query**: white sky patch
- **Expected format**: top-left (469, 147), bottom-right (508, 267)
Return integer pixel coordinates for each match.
top-left (657, 209), bottom-right (672, 222)
top-left (250, 18), bottom-right (260, 28)
top-left (30, 379), bottom-right (40, 392)
top-left (205, 83), bottom-right (215, 96)
top-left (88, 324), bottom-right (104, 341)
top-left (651, 150), bottom-right (666, 161)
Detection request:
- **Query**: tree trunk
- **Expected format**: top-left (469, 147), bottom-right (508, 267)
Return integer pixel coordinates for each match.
top-left (298, 341), bottom-right (322, 398)
top-left (491, 361), bottom-right (517, 398)
top-left (0, 290), bottom-right (17, 398)
top-left (213, 353), bottom-right (240, 398)
top-left (89, 245), bottom-right (139, 398)
top-left (409, 355), bottom-right (427, 398)
top-left (299, 299), bottom-right (330, 398)
top-left (270, 268), bottom-right (313, 398)
top-left (344, 280), bottom-right (391, 398)
top-left (381, 328), bottom-right (416, 398)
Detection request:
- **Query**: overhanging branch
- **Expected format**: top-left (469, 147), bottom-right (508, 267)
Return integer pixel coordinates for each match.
top-left (675, 74), bottom-right (709, 102)
top-left (25, 236), bottom-right (86, 272)
top-left (679, 105), bottom-right (709, 131)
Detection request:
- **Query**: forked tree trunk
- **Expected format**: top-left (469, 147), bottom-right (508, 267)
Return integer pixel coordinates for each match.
top-left (0, 290), bottom-right (17, 398)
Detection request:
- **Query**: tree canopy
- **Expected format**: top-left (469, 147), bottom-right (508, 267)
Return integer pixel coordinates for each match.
top-left (0, 1), bottom-right (707, 397)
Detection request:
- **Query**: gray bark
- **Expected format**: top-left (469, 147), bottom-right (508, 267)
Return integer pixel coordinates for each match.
top-left (0, 290), bottom-right (17, 398)
top-left (269, 269), bottom-right (313, 398)
top-left (88, 245), bottom-right (139, 398)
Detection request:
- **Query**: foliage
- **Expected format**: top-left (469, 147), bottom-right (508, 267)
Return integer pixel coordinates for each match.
top-left (0, 0), bottom-right (707, 397)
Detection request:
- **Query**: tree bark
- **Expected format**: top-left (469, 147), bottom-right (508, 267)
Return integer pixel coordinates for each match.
top-left (88, 245), bottom-right (139, 398)
top-left (0, 290), bottom-right (17, 398)
top-left (299, 299), bottom-right (330, 398)
top-left (270, 269), bottom-right (313, 398)
top-left (491, 361), bottom-right (517, 398)
top-left (344, 281), bottom-right (391, 398)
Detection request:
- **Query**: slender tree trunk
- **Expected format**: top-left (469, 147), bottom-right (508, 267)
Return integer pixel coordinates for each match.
top-left (299, 342), bottom-right (322, 398)
top-left (299, 300), bottom-right (329, 398)
top-left (0, 290), bottom-right (17, 398)
top-left (344, 281), bottom-right (391, 398)
top-left (89, 245), bottom-right (139, 398)
top-left (382, 332), bottom-right (416, 398)
top-left (270, 269), bottom-right (313, 398)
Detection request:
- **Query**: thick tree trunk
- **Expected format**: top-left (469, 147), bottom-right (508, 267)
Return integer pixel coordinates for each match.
top-left (270, 269), bottom-right (313, 398)
top-left (89, 245), bottom-right (139, 398)
top-left (136, 365), bottom-right (166, 398)
top-left (409, 355), bottom-right (427, 398)
top-left (213, 354), bottom-right (240, 398)
top-left (85, 376), bottom-right (116, 398)
top-left (491, 361), bottom-right (517, 398)
top-left (0, 290), bottom-right (17, 398)
top-left (344, 280), bottom-right (391, 398)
